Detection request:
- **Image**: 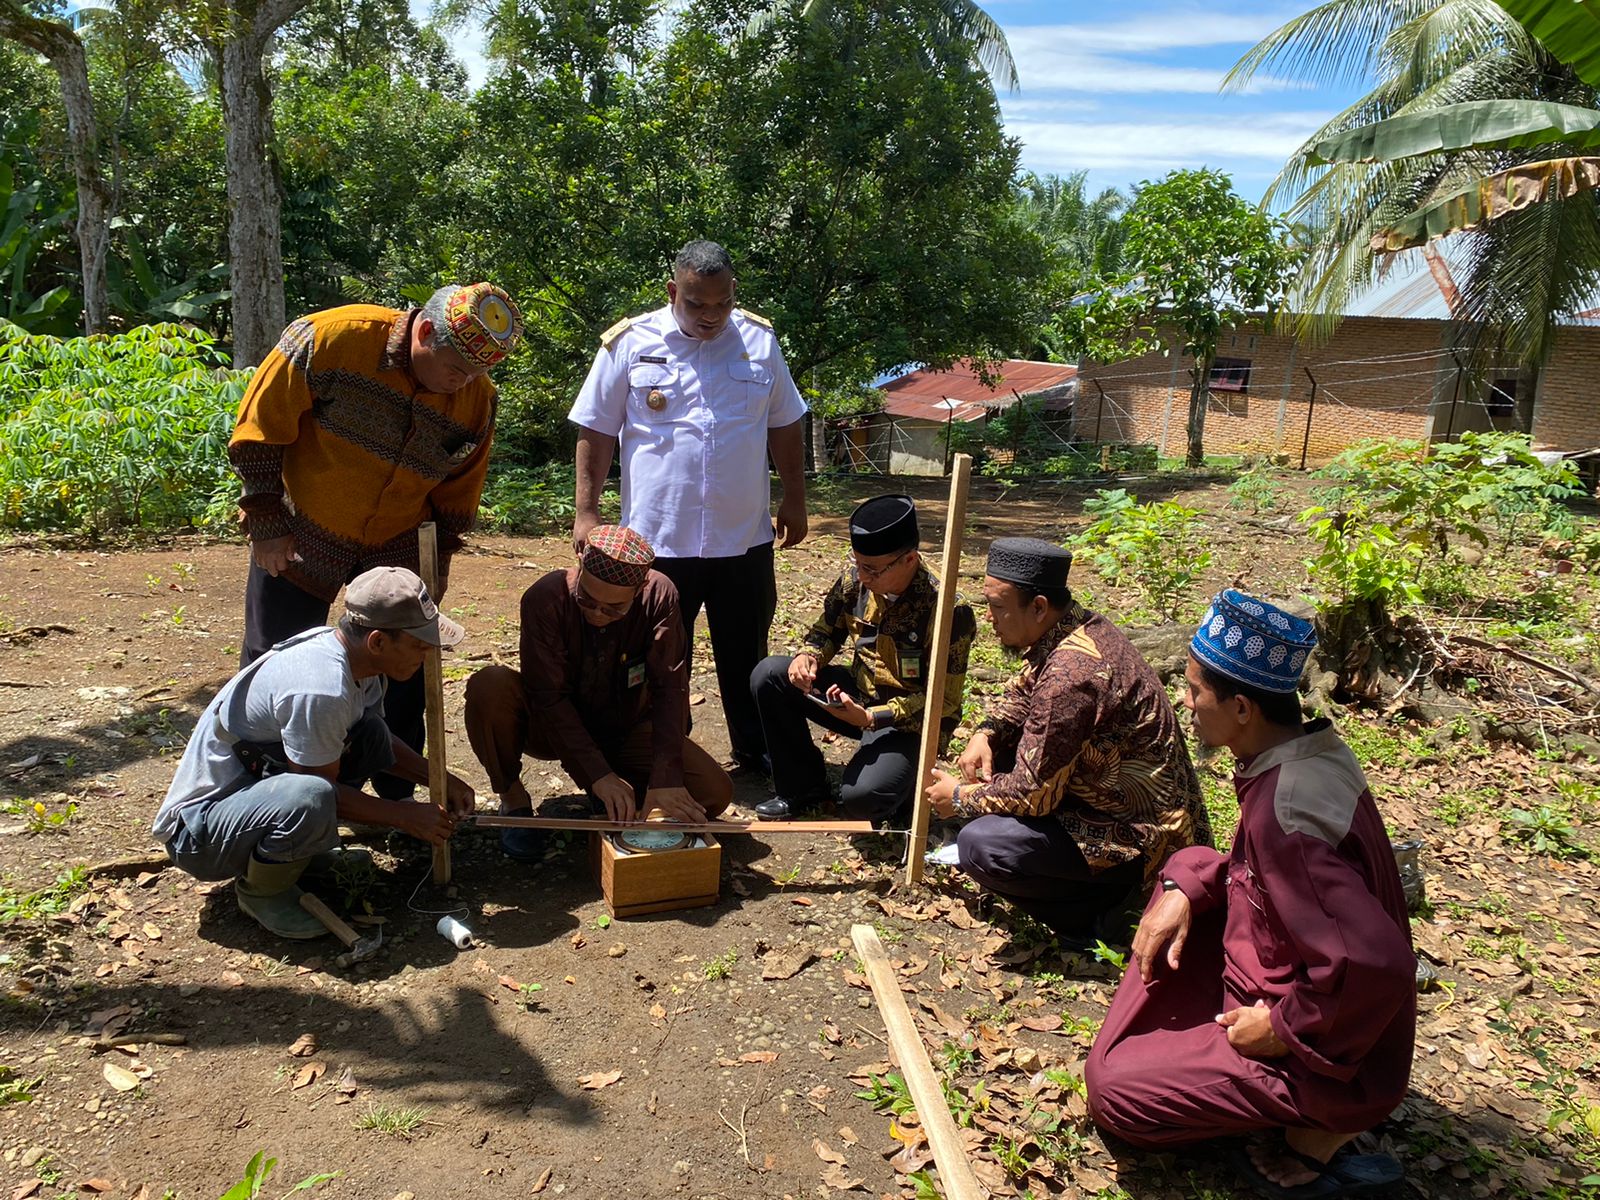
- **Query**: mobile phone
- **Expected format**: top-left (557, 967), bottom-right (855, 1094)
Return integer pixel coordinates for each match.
top-left (806, 690), bottom-right (847, 709)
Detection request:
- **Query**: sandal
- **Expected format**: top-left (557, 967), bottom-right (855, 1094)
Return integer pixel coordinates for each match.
top-left (1229, 1142), bottom-right (1404, 1200)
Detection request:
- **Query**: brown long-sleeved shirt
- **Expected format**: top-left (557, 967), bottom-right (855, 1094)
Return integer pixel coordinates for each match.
top-left (518, 568), bottom-right (689, 789)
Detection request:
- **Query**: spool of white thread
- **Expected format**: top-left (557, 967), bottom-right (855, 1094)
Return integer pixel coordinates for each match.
top-left (436, 914), bottom-right (473, 948)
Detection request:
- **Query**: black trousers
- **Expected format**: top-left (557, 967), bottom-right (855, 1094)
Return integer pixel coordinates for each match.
top-left (242, 561), bottom-right (424, 799)
top-left (750, 655), bottom-right (919, 822)
top-left (652, 543), bottom-right (777, 764)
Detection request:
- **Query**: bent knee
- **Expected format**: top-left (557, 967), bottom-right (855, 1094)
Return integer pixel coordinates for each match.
top-left (749, 655), bottom-right (792, 694)
top-left (465, 664), bottom-right (521, 712)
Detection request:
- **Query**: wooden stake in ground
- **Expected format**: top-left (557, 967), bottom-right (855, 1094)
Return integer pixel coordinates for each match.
top-left (851, 923), bottom-right (987, 1200)
top-left (418, 521), bottom-right (452, 885)
top-left (905, 452), bottom-right (973, 885)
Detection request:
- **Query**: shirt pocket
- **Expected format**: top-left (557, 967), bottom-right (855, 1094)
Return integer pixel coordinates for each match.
top-left (628, 363), bottom-right (681, 423)
top-left (727, 360), bottom-right (774, 415)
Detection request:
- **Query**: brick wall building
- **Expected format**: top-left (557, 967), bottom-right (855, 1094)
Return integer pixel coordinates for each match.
top-left (1076, 315), bottom-right (1600, 466)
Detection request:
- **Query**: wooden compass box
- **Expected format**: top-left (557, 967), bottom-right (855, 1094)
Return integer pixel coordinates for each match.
top-left (590, 832), bottom-right (722, 918)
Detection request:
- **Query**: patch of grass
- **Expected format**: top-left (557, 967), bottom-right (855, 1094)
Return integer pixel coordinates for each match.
top-left (1198, 763), bottom-right (1237, 842)
top-left (2, 797), bottom-right (79, 834)
top-left (701, 949), bottom-right (738, 981)
top-left (0, 1066), bottom-right (43, 1104)
top-left (0, 867), bottom-right (88, 924)
top-left (354, 1103), bottom-right (426, 1138)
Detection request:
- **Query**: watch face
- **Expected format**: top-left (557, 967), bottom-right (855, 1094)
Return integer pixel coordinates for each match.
top-left (617, 829), bottom-right (690, 853)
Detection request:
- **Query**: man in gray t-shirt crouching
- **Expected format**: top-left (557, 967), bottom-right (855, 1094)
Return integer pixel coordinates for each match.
top-left (154, 567), bottom-right (475, 940)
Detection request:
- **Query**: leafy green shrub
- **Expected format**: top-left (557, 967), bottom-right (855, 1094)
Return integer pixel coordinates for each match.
top-left (1300, 505), bottom-right (1425, 614)
top-left (477, 461), bottom-right (618, 534)
top-left (0, 322), bottom-right (250, 532)
top-left (1226, 462), bottom-right (1284, 514)
top-left (1502, 805), bottom-right (1587, 860)
top-left (1073, 488), bottom-right (1211, 620)
top-left (1315, 433), bottom-right (1580, 555)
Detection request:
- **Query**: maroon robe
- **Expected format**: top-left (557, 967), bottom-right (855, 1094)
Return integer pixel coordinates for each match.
top-left (1085, 720), bottom-right (1415, 1144)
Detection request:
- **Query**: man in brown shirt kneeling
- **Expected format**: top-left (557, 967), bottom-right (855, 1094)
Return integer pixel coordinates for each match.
top-left (464, 525), bottom-right (732, 861)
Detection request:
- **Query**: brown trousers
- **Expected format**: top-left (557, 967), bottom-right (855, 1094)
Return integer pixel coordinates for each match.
top-left (463, 665), bottom-right (732, 817)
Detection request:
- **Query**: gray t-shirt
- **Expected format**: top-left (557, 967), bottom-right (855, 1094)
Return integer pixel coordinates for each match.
top-left (152, 628), bottom-right (386, 840)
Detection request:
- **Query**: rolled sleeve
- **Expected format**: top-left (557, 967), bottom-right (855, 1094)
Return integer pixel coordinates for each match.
top-left (568, 346), bottom-right (627, 438)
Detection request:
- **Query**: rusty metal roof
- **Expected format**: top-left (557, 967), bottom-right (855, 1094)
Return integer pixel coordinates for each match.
top-left (878, 360), bottom-right (1078, 422)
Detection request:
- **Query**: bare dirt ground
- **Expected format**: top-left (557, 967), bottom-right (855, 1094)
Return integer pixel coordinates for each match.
top-left (0, 474), bottom-right (1596, 1200)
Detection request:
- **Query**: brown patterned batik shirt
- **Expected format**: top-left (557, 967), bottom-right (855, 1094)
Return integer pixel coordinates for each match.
top-left (802, 561), bottom-right (976, 747)
top-left (956, 600), bottom-right (1211, 886)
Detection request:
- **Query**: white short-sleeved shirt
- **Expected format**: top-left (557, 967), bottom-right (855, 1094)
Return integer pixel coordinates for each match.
top-left (152, 629), bottom-right (386, 840)
top-left (568, 306), bottom-right (808, 559)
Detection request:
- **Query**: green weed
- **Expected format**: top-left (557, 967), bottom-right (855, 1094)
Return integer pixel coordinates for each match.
top-left (701, 949), bottom-right (738, 981)
top-left (0, 867), bottom-right (88, 923)
top-left (353, 1104), bottom-right (426, 1138)
top-left (218, 1150), bottom-right (337, 1199)
top-left (0, 1065), bottom-right (42, 1104)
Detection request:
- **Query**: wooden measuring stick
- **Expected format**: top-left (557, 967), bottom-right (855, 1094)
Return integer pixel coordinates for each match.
top-left (418, 522), bottom-right (452, 885)
top-left (851, 924), bottom-right (986, 1200)
top-left (473, 815), bottom-right (878, 835)
top-left (905, 452), bottom-right (972, 885)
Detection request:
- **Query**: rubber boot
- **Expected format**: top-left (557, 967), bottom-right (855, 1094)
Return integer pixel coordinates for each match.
top-left (304, 846), bottom-right (375, 878)
top-left (235, 856), bottom-right (328, 940)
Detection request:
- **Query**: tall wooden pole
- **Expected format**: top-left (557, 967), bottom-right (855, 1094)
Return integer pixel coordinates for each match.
top-left (418, 522), bottom-right (452, 885)
top-left (905, 453), bottom-right (972, 885)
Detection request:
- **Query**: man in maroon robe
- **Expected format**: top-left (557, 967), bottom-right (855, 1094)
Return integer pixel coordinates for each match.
top-left (1086, 590), bottom-right (1415, 1198)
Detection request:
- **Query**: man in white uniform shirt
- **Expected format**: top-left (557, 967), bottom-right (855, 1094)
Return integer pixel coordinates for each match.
top-left (569, 240), bottom-right (809, 773)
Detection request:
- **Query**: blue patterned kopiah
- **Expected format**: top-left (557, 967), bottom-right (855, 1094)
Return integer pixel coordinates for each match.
top-left (1190, 589), bottom-right (1316, 694)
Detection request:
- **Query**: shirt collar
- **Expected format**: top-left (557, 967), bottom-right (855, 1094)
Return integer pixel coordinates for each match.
top-left (1025, 599), bottom-right (1091, 669)
top-left (380, 309), bottom-right (420, 379)
top-left (1236, 717), bottom-right (1338, 779)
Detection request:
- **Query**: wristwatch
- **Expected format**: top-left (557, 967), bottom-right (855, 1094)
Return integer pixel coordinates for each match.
top-left (1160, 878), bottom-right (1182, 892)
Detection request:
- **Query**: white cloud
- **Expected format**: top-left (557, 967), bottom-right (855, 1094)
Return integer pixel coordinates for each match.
top-left (1006, 6), bottom-right (1299, 54)
top-left (1005, 111), bottom-right (1329, 174)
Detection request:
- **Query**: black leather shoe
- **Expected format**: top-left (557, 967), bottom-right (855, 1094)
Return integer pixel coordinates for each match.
top-left (753, 796), bottom-right (794, 820)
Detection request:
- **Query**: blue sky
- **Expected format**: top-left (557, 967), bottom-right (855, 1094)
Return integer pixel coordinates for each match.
top-left (435, 0), bottom-right (1366, 208)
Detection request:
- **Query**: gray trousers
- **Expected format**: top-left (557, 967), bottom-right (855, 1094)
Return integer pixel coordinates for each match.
top-left (750, 655), bottom-right (919, 821)
top-left (164, 715), bottom-right (395, 881)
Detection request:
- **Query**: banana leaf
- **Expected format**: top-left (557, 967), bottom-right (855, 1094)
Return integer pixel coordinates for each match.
top-left (1371, 156), bottom-right (1600, 251)
top-left (1492, 0), bottom-right (1600, 91)
top-left (1311, 100), bottom-right (1600, 165)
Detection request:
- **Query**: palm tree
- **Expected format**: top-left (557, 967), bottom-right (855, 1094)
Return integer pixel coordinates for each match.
top-left (1227, 0), bottom-right (1600, 367)
top-left (1016, 171), bottom-right (1127, 281)
top-left (748, 0), bottom-right (1017, 93)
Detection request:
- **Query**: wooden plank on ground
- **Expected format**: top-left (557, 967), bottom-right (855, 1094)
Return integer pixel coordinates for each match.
top-left (851, 923), bottom-right (987, 1200)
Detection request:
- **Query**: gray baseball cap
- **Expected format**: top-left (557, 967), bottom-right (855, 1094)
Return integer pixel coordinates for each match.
top-left (344, 567), bottom-right (464, 647)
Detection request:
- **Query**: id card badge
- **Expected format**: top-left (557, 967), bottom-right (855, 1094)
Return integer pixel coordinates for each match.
top-left (627, 661), bottom-right (647, 689)
top-left (902, 654), bottom-right (922, 680)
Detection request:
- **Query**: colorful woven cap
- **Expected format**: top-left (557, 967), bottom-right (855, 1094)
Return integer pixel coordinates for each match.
top-left (1190, 589), bottom-right (1316, 694)
top-left (442, 282), bottom-right (522, 367)
top-left (583, 525), bottom-right (655, 588)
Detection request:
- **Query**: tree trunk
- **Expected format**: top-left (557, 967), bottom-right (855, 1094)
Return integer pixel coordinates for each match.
top-left (0, 4), bottom-right (112, 334)
top-left (1185, 351), bottom-right (1213, 468)
top-left (213, 0), bottom-right (307, 368)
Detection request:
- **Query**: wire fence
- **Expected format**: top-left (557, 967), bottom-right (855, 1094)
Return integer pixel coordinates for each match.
top-left (819, 348), bottom-right (1539, 481)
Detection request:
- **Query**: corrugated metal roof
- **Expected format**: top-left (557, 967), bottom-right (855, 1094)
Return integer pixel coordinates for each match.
top-left (878, 359), bottom-right (1077, 423)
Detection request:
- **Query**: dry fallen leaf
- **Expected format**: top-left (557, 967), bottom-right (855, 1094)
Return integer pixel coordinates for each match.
top-left (820, 1163), bottom-right (865, 1192)
top-left (837, 1126), bottom-right (858, 1145)
top-left (141, 922), bottom-right (162, 941)
top-left (291, 1061), bottom-right (326, 1090)
top-left (807, 1084), bottom-right (832, 1112)
top-left (648, 1002), bottom-right (666, 1021)
top-left (77, 1181), bottom-right (116, 1195)
top-left (813, 1138), bottom-right (847, 1165)
top-left (287, 1033), bottom-right (318, 1057)
top-left (11, 1181), bottom-right (42, 1200)
top-left (531, 1167), bottom-right (553, 1193)
top-left (761, 946), bottom-right (817, 981)
top-left (579, 1069), bottom-right (622, 1090)
top-left (739, 1051), bottom-right (778, 1064)
top-left (102, 1062), bottom-right (141, 1092)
